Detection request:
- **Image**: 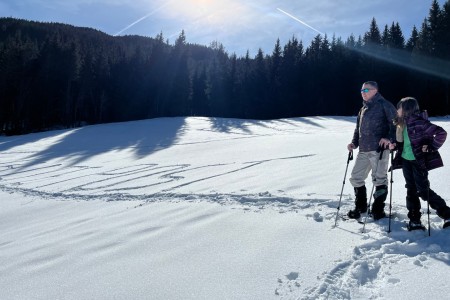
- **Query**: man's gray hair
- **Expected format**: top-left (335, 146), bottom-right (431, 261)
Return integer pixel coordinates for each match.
top-left (364, 81), bottom-right (379, 90)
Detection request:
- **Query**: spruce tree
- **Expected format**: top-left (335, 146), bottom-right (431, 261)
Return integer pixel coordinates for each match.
top-left (363, 18), bottom-right (382, 46)
top-left (406, 26), bottom-right (419, 51)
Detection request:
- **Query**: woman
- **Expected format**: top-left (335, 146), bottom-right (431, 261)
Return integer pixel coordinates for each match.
top-left (390, 97), bottom-right (450, 230)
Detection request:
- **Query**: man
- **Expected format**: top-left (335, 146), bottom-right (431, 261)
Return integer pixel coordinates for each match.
top-left (347, 81), bottom-right (397, 220)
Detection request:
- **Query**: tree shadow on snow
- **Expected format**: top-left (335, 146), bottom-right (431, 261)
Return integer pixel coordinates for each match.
top-left (11, 117), bottom-right (187, 169)
top-left (205, 116), bottom-right (355, 135)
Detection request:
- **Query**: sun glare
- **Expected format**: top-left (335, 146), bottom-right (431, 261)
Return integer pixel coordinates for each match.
top-left (164, 0), bottom-right (248, 29)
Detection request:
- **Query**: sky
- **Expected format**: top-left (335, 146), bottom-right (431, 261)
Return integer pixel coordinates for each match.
top-left (1, 116), bottom-right (450, 299)
top-left (0, 0), bottom-right (447, 56)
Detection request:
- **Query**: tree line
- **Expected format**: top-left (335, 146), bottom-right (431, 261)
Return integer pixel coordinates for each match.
top-left (1, 0), bottom-right (449, 135)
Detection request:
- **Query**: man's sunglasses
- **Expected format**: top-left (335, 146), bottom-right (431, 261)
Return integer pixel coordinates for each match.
top-left (360, 88), bottom-right (373, 93)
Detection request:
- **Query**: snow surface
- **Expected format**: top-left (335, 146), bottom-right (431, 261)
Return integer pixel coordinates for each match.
top-left (1, 116), bottom-right (450, 300)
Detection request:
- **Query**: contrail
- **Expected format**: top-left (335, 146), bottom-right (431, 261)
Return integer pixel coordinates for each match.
top-left (277, 8), bottom-right (324, 35)
top-left (114, 13), bottom-right (153, 36)
top-left (114, 2), bottom-right (173, 36)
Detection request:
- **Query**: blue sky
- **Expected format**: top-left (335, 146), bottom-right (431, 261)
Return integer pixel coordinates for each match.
top-left (1, 0), bottom-right (446, 57)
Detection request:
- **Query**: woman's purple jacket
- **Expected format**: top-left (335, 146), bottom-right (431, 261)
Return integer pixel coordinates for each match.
top-left (392, 113), bottom-right (447, 171)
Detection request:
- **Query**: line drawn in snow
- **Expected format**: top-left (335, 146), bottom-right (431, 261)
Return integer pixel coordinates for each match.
top-left (1, 154), bottom-right (316, 198)
top-left (165, 155), bottom-right (316, 192)
top-left (0, 164), bottom-right (63, 178)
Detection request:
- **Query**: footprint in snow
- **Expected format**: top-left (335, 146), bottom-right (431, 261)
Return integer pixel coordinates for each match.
top-left (286, 272), bottom-right (299, 280)
top-left (275, 272), bottom-right (301, 296)
top-left (307, 212), bottom-right (323, 222)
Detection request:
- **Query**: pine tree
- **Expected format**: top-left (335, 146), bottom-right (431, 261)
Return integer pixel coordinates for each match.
top-left (356, 35), bottom-right (364, 48)
top-left (306, 34), bottom-right (322, 62)
top-left (321, 34), bottom-right (331, 58)
top-left (174, 30), bottom-right (186, 49)
top-left (381, 24), bottom-right (390, 47)
top-left (270, 38), bottom-right (282, 83)
top-left (253, 48), bottom-right (270, 118)
top-left (406, 26), bottom-right (419, 51)
top-left (427, 0), bottom-right (442, 54)
top-left (364, 18), bottom-right (382, 46)
top-left (345, 34), bottom-right (356, 48)
top-left (389, 22), bottom-right (405, 49)
top-left (437, 0), bottom-right (450, 58)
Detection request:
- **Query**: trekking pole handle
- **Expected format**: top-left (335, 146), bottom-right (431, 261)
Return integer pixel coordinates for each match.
top-left (342, 150), bottom-right (353, 184)
top-left (377, 145), bottom-right (386, 160)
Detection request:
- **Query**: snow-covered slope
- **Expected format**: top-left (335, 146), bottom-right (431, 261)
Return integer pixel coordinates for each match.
top-left (1, 116), bottom-right (449, 299)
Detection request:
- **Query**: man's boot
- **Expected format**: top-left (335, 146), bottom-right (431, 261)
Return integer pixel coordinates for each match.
top-left (347, 186), bottom-right (367, 219)
top-left (407, 210), bottom-right (425, 230)
top-left (372, 185), bottom-right (388, 220)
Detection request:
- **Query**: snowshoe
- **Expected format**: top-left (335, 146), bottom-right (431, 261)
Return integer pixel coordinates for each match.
top-left (340, 214), bottom-right (358, 221)
top-left (443, 219), bottom-right (450, 229)
top-left (347, 207), bottom-right (367, 219)
top-left (372, 211), bottom-right (387, 221)
top-left (407, 221), bottom-right (426, 231)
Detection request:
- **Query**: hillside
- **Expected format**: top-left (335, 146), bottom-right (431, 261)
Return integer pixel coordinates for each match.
top-left (1, 116), bottom-right (450, 299)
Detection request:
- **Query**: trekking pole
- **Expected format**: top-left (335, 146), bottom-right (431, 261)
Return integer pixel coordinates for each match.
top-left (362, 146), bottom-right (385, 233)
top-left (427, 182), bottom-right (431, 236)
top-left (423, 146), bottom-right (431, 236)
top-left (362, 185), bottom-right (376, 233)
top-left (334, 150), bottom-right (353, 227)
top-left (388, 150), bottom-right (394, 233)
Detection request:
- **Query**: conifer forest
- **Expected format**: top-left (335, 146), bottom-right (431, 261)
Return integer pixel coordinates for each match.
top-left (1, 0), bottom-right (449, 135)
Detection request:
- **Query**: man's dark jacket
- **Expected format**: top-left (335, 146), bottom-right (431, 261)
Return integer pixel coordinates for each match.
top-left (351, 93), bottom-right (397, 152)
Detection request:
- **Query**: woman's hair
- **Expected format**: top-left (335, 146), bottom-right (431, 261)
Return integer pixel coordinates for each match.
top-left (395, 97), bottom-right (420, 125)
